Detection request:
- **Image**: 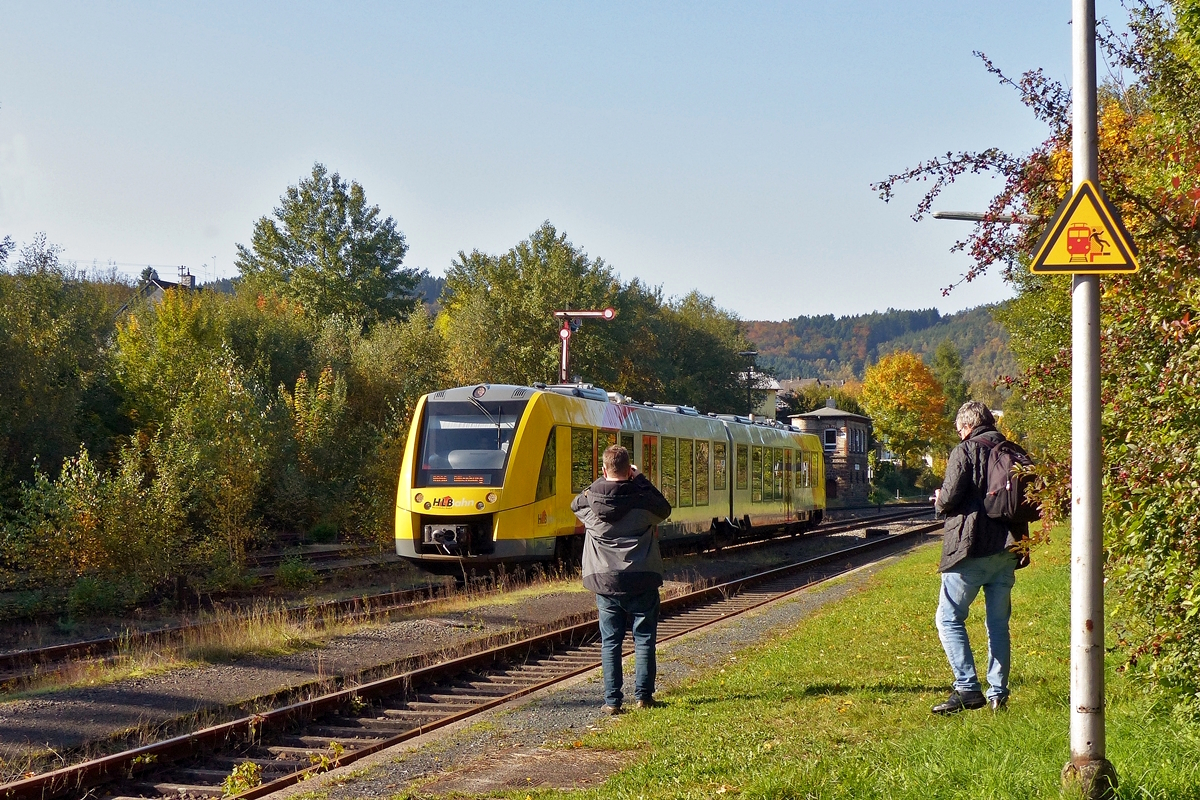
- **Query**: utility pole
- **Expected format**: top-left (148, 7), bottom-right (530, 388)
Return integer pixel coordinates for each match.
top-left (1063, 1), bottom-right (1117, 796)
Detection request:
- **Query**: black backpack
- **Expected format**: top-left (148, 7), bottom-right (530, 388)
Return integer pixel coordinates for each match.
top-left (977, 438), bottom-right (1041, 524)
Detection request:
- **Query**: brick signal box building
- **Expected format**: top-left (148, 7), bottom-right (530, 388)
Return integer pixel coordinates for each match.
top-left (789, 399), bottom-right (872, 506)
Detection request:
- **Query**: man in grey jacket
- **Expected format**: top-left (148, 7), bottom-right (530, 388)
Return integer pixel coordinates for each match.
top-left (931, 400), bottom-right (1029, 715)
top-left (572, 444), bottom-right (672, 714)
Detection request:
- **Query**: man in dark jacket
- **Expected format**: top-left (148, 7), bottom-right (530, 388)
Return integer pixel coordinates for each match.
top-left (931, 400), bottom-right (1029, 715)
top-left (572, 444), bottom-right (672, 714)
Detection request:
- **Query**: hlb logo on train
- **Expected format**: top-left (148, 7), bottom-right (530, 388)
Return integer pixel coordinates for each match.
top-left (431, 496), bottom-right (456, 507)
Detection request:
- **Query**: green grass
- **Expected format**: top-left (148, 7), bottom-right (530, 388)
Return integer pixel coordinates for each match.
top-left (545, 531), bottom-right (1200, 800)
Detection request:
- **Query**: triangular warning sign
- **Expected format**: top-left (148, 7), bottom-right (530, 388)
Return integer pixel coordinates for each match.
top-left (1031, 180), bottom-right (1139, 274)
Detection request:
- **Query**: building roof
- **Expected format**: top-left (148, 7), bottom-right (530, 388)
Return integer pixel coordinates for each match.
top-left (790, 404), bottom-right (871, 423)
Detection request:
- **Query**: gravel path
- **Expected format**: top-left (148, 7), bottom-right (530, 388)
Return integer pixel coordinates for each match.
top-left (277, 536), bottom-right (937, 800)
top-left (0, 523), bottom-right (921, 767)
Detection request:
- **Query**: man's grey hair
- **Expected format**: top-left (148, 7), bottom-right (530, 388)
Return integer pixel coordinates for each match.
top-left (955, 400), bottom-right (995, 432)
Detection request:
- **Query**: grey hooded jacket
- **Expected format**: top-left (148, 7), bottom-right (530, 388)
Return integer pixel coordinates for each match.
top-left (935, 424), bottom-right (1029, 571)
top-left (572, 473), bottom-right (672, 596)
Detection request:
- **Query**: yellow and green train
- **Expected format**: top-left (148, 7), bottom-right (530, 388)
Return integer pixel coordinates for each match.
top-left (395, 383), bottom-right (826, 567)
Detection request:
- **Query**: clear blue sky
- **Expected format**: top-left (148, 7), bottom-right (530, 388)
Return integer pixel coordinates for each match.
top-left (0, 2), bottom-right (1126, 320)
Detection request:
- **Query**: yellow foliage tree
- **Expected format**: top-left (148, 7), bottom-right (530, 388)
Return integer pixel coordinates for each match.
top-left (860, 351), bottom-right (947, 467)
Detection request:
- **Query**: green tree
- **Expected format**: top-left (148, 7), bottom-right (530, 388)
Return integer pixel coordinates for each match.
top-left (931, 339), bottom-right (969, 414)
top-left (236, 163), bottom-right (418, 326)
top-left (0, 235), bottom-right (125, 496)
top-left (439, 221), bottom-right (622, 386)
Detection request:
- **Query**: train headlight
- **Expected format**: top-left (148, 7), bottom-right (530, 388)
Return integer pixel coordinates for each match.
top-left (424, 502), bottom-right (432, 510)
top-left (486, 492), bottom-right (497, 504)
top-left (472, 385), bottom-right (487, 398)
top-left (414, 492), bottom-right (424, 503)
top-left (476, 501), bottom-right (485, 510)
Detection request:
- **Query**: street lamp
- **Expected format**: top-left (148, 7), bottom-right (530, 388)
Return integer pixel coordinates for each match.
top-left (738, 350), bottom-right (759, 416)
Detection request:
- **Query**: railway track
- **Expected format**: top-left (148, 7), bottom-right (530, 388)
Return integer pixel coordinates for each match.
top-left (1, 518), bottom-right (940, 800)
top-left (0, 505), bottom-right (931, 693)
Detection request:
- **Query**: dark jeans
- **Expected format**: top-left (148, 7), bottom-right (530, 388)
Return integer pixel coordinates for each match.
top-left (595, 588), bottom-right (659, 707)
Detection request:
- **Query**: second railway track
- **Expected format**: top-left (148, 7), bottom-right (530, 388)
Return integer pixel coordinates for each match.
top-left (1, 517), bottom-right (940, 800)
top-left (0, 505), bottom-right (930, 691)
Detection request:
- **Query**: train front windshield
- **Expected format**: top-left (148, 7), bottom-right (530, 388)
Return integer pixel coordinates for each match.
top-left (416, 399), bottom-right (530, 488)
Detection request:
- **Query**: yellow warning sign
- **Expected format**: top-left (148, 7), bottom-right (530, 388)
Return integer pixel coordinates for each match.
top-left (1030, 180), bottom-right (1139, 274)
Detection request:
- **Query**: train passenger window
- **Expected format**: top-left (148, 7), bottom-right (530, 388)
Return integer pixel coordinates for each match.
top-left (597, 430), bottom-right (616, 458)
top-left (678, 439), bottom-right (694, 507)
top-left (761, 447), bottom-right (772, 502)
top-left (777, 450), bottom-right (787, 501)
top-left (713, 442), bottom-right (727, 491)
top-left (801, 457), bottom-right (810, 488)
top-left (696, 440), bottom-right (710, 506)
top-left (784, 449), bottom-right (793, 502)
top-left (620, 433), bottom-right (635, 456)
top-left (642, 435), bottom-right (658, 488)
top-left (536, 428), bottom-right (557, 500)
top-left (661, 437), bottom-right (678, 507)
top-left (751, 446), bottom-right (762, 502)
top-left (571, 428), bottom-right (595, 493)
top-left (736, 444), bottom-right (748, 490)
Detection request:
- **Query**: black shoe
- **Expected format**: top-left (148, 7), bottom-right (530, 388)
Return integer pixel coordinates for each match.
top-left (988, 694), bottom-right (1008, 711)
top-left (932, 690), bottom-right (986, 715)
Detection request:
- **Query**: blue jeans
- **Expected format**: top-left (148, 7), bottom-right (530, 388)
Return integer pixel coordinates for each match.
top-left (595, 589), bottom-right (659, 707)
top-left (935, 550), bottom-right (1018, 700)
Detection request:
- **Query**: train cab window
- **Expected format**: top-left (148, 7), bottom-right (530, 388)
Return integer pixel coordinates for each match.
top-left (713, 442), bottom-right (727, 491)
top-left (642, 435), bottom-right (658, 488)
top-left (661, 437), bottom-right (678, 506)
top-left (620, 432), bottom-right (635, 457)
top-left (751, 446), bottom-right (763, 502)
top-left (678, 439), bottom-right (694, 507)
top-left (571, 428), bottom-right (595, 493)
top-left (596, 430), bottom-right (617, 463)
top-left (736, 444), bottom-right (748, 490)
top-left (696, 440), bottom-right (710, 506)
top-left (416, 397), bottom-right (529, 487)
top-left (536, 429), bottom-right (557, 500)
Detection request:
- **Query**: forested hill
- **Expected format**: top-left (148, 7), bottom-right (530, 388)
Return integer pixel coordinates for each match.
top-left (743, 304), bottom-right (1015, 387)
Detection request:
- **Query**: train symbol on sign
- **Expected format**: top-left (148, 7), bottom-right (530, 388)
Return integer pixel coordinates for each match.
top-left (1066, 223), bottom-right (1111, 263)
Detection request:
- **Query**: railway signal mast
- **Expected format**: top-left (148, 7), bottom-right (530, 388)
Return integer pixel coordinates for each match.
top-left (552, 307), bottom-right (616, 383)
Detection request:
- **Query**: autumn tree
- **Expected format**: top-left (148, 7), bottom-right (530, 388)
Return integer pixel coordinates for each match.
top-left (236, 163), bottom-right (419, 326)
top-left (860, 351), bottom-right (947, 466)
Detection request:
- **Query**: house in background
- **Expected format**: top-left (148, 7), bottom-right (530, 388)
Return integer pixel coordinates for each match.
top-left (116, 267), bottom-right (197, 316)
top-left (737, 370), bottom-right (780, 419)
top-left (789, 398), bottom-right (872, 506)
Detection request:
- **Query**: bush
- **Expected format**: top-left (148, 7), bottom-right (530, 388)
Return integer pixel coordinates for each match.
top-left (275, 557), bottom-right (318, 590)
top-left (307, 521), bottom-right (338, 544)
top-left (67, 576), bottom-right (144, 618)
